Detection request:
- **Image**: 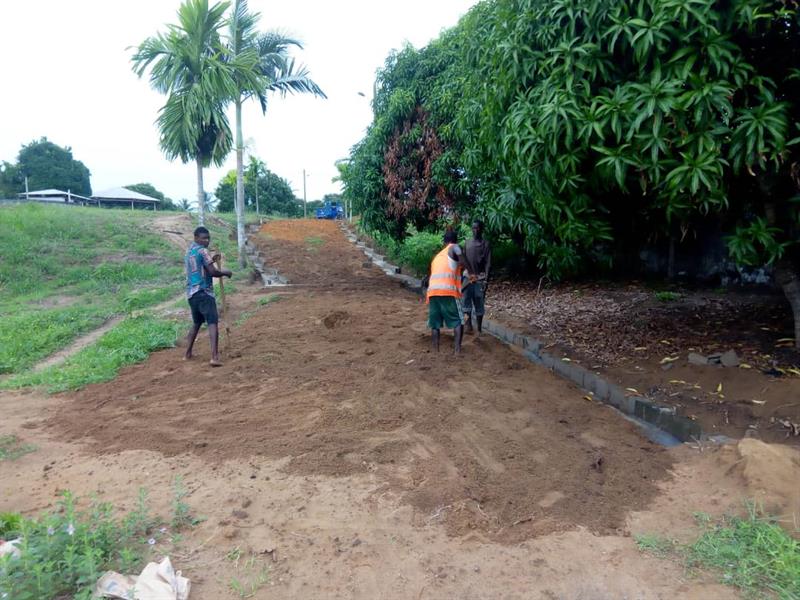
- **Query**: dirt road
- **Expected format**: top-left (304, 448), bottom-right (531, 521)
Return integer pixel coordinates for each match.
top-left (1, 219), bottom-right (747, 598)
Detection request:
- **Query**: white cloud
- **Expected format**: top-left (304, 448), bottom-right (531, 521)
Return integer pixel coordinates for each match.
top-left (0, 0), bottom-right (475, 205)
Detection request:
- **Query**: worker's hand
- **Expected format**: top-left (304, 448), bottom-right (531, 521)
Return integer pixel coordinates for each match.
top-left (222, 269), bottom-right (233, 278)
top-left (469, 274), bottom-right (478, 284)
top-left (211, 253), bottom-right (222, 263)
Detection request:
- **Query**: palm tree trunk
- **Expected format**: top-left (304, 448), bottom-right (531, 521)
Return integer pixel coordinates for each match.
top-left (196, 158), bottom-right (205, 226)
top-left (235, 98), bottom-right (247, 268)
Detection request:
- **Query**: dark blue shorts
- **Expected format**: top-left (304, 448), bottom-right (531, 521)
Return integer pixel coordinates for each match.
top-left (188, 291), bottom-right (218, 325)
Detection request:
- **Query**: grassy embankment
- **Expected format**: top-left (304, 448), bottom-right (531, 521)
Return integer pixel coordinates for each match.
top-left (0, 204), bottom-right (235, 392)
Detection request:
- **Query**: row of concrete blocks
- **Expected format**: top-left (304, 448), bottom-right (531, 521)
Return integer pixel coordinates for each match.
top-left (340, 224), bottom-right (707, 444)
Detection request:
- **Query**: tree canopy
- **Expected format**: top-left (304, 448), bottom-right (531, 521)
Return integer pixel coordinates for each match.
top-left (215, 164), bottom-right (300, 216)
top-left (0, 138), bottom-right (91, 197)
top-left (342, 0), bottom-right (800, 346)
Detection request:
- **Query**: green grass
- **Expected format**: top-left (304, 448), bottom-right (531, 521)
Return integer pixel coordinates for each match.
top-left (637, 505), bottom-right (800, 599)
top-left (688, 509), bottom-right (800, 599)
top-left (257, 294), bottom-right (281, 306)
top-left (635, 533), bottom-right (678, 558)
top-left (0, 204), bottom-right (184, 374)
top-left (2, 315), bottom-right (183, 393)
top-left (0, 435), bottom-right (37, 461)
top-left (655, 290), bottom-right (681, 302)
top-left (225, 546), bottom-right (271, 598)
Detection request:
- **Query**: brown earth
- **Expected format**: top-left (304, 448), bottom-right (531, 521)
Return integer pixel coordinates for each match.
top-left (5, 218), bottom-right (795, 598)
top-left (487, 281), bottom-right (800, 445)
top-left (49, 219), bottom-right (673, 541)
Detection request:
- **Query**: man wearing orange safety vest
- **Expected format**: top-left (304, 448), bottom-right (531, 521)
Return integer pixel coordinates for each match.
top-left (425, 229), bottom-right (464, 354)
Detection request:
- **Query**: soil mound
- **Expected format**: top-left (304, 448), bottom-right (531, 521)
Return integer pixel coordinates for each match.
top-left (322, 310), bottom-right (350, 329)
top-left (720, 439), bottom-right (800, 534)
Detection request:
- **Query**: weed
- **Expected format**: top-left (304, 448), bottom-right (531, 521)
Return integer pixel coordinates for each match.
top-left (0, 435), bottom-right (36, 461)
top-left (688, 506), bottom-right (800, 598)
top-left (225, 547), bottom-right (270, 598)
top-left (305, 236), bottom-right (325, 248)
top-left (171, 476), bottom-right (196, 530)
top-left (635, 533), bottom-right (678, 558)
top-left (637, 504), bottom-right (800, 598)
top-left (235, 311), bottom-right (253, 327)
top-left (655, 291), bottom-right (680, 302)
top-left (0, 512), bottom-right (22, 538)
top-left (257, 294), bottom-right (281, 306)
top-left (0, 491), bottom-right (147, 600)
top-left (123, 488), bottom-right (158, 540)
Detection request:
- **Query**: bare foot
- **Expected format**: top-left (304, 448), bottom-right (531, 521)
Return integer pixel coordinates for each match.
top-left (183, 353), bottom-right (193, 361)
top-left (209, 358), bottom-right (223, 367)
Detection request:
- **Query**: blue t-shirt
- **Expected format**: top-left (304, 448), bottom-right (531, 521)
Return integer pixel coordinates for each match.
top-left (185, 242), bottom-right (215, 299)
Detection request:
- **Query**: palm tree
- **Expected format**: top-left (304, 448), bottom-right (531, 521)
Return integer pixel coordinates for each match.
top-left (178, 198), bottom-right (192, 211)
top-left (132, 0), bottom-right (244, 226)
top-left (245, 155), bottom-right (266, 215)
top-left (227, 0), bottom-right (326, 266)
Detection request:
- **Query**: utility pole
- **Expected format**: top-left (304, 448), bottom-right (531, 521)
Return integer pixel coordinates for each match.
top-left (303, 168), bottom-right (307, 218)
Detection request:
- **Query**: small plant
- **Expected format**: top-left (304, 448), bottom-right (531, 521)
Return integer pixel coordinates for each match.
top-left (635, 533), bottom-right (678, 558)
top-left (655, 291), bottom-right (680, 302)
top-left (234, 311), bottom-right (253, 326)
top-left (688, 506), bottom-right (800, 598)
top-left (257, 294), bottom-right (281, 307)
top-left (226, 547), bottom-right (270, 599)
top-left (123, 487), bottom-right (158, 540)
top-left (171, 475), bottom-right (197, 530)
top-left (0, 435), bottom-right (36, 461)
top-left (637, 503), bottom-right (800, 598)
top-left (0, 512), bottom-right (22, 538)
top-left (305, 236), bottom-right (325, 249)
top-left (0, 492), bottom-right (147, 600)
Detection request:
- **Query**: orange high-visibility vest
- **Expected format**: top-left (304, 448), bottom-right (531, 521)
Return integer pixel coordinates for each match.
top-left (426, 244), bottom-right (462, 300)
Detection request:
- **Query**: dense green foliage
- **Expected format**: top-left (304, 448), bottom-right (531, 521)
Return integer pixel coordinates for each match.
top-left (342, 0), bottom-right (800, 344)
top-left (0, 204), bottom-right (182, 373)
top-left (345, 0), bottom-right (800, 273)
top-left (215, 163), bottom-right (301, 215)
top-left (0, 138), bottom-right (91, 197)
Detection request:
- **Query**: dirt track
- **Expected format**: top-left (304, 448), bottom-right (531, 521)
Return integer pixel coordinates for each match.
top-left (2, 219), bottom-right (753, 599)
top-left (50, 220), bottom-right (672, 540)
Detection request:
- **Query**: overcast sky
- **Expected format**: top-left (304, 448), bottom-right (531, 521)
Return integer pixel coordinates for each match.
top-left (0, 0), bottom-right (476, 205)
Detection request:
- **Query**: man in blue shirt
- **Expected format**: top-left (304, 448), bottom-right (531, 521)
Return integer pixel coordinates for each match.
top-left (184, 226), bottom-right (232, 366)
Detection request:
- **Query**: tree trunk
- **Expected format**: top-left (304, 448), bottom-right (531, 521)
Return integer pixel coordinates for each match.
top-left (764, 202), bottom-right (800, 348)
top-left (196, 158), bottom-right (205, 227)
top-left (235, 98), bottom-right (247, 268)
top-left (775, 260), bottom-right (800, 350)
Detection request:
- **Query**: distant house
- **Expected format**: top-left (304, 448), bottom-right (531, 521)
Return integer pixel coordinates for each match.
top-left (91, 187), bottom-right (160, 210)
top-left (17, 189), bottom-right (93, 205)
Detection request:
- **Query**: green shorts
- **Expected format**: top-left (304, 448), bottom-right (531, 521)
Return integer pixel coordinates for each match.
top-left (428, 296), bottom-right (464, 330)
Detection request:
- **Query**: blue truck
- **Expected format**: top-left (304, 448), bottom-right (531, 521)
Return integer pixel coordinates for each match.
top-left (315, 200), bottom-right (345, 220)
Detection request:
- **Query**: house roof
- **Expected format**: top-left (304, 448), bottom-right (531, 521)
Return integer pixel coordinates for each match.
top-left (91, 187), bottom-right (160, 202)
top-left (23, 189), bottom-right (92, 201)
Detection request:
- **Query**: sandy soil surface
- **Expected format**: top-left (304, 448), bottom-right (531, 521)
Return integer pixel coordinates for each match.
top-left (2, 219), bottom-right (780, 599)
